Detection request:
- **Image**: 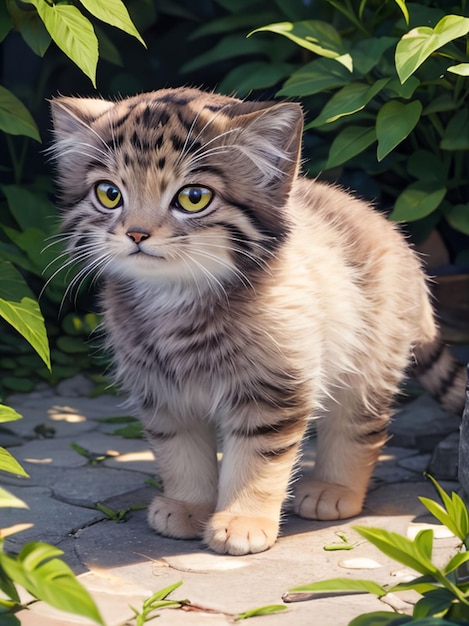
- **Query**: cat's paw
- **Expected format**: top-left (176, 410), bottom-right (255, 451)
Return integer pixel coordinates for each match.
top-left (147, 496), bottom-right (214, 539)
top-left (204, 512), bottom-right (279, 555)
top-left (293, 480), bottom-right (364, 520)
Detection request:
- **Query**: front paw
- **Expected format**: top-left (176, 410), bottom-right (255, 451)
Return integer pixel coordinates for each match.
top-left (293, 479), bottom-right (364, 520)
top-left (147, 495), bottom-right (214, 539)
top-left (204, 512), bottom-right (279, 555)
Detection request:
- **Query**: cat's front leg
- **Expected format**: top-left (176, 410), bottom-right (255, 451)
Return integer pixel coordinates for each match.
top-left (205, 412), bottom-right (307, 555)
top-left (145, 416), bottom-right (219, 539)
top-left (293, 394), bottom-right (391, 521)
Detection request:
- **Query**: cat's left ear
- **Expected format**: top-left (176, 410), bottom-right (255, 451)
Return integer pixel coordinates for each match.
top-left (50, 96), bottom-right (115, 138)
top-left (231, 102), bottom-right (304, 186)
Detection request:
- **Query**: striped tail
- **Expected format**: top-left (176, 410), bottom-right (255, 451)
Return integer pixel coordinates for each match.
top-left (413, 339), bottom-right (467, 415)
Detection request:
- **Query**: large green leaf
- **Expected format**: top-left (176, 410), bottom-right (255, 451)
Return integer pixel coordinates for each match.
top-left (326, 125), bottom-right (376, 168)
top-left (278, 57), bottom-right (352, 97)
top-left (0, 260), bottom-right (50, 370)
top-left (376, 100), bottom-right (422, 161)
top-left (250, 20), bottom-right (353, 71)
top-left (445, 204), bottom-right (469, 235)
top-left (440, 109), bottom-right (469, 151)
top-left (6, 0), bottom-right (50, 56)
top-left (0, 448), bottom-right (29, 478)
top-left (26, 0), bottom-right (98, 87)
top-left (0, 2), bottom-right (13, 42)
top-left (353, 526), bottom-right (438, 575)
top-left (351, 37), bottom-right (396, 76)
top-left (0, 86), bottom-right (40, 141)
top-left (306, 79), bottom-right (389, 129)
top-left (0, 543), bottom-right (104, 625)
top-left (1, 185), bottom-right (55, 232)
top-left (396, 15), bottom-right (469, 83)
top-left (78, 0), bottom-right (145, 46)
top-left (390, 183), bottom-right (446, 222)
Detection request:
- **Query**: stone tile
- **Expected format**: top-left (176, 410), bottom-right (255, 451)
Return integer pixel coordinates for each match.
top-left (389, 395), bottom-right (460, 451)
top-left (51, 465), bottom-right (152, 507)
top-left (3, 486), bottom-right (101, 550)
top-left (428, 431), bottom-right (459, 480)
top-left (7, 436), bottom-right (88, 469)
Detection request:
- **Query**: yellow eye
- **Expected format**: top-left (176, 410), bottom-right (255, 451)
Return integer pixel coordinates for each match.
top-left (95, 181), bottom-right (123, 209)
top-left (174, 186), bottom-right (213, 213)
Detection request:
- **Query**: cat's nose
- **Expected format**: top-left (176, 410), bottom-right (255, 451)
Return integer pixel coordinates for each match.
top-left (126, 231), bottom-right (150, 244)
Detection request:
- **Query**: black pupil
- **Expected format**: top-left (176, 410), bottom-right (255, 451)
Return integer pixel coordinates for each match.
top-left (188, 188), bottom-right (202, 204)
top-left (106, 186), bottom-right (119, 201)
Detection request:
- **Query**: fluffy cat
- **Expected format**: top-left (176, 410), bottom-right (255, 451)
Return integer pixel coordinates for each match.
top-left (50, 87), bottom-right (466, 555)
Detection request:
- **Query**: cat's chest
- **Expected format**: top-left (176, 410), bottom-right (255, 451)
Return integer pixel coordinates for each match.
top-left (103, 283), bottom-right (250, 379)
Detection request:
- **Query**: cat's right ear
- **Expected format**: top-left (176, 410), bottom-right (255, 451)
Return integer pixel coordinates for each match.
top-left (50, 97), bottom-right (115, 137)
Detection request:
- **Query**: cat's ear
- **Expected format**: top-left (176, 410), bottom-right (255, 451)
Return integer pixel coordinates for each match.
top-left (230, 102), bottom-right (304, 187)
top-left (50, 96), bottom-right (115, 138)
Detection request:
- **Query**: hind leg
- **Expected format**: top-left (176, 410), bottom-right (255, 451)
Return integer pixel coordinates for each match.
top-left (293, 390), bottom-right (391, 520)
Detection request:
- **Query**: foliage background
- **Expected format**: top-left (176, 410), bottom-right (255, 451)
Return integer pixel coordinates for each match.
top-left (0, 0), bottom-right (468, 399)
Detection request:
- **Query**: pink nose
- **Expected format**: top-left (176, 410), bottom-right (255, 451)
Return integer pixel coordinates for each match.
top-left (126, 231), bottom-right (150, 244)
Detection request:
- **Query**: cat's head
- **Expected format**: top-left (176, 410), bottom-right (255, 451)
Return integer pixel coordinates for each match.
top-left (50, 87), bottom-right (303, 291)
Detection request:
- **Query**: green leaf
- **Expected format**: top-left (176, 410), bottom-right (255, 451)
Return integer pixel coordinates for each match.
top-left (376, 100), bottom-right (422, 161)
top-left (290, 577), bottom-right (387, 596)
top-left (181, 34), bottom-right (274, 73)
top-left (145, 581), bottom-right (183, 602)
top-left (423, 476), bottom-right (469, 541)
top-left (0, 448), bottom-right (29, 478)
top-left (5, 0), bottom-right (51, 56)
top-left (445, 204), bottom-right (469, 235)
top-left (0, 261), bottom-right (50, 370)
top-left (190, 11), bottom-right (278, 39)
top-left (353, 526), bottom-right (438, 575)
top-left (306, 79), bottom-right (389, 129)
top-left (393, 0), bottom-right (409, 25)
top-left (234, 604), bottom-right (287, 620)
top-left (0, 405), bottom-right (22, 424)
top-left (396, 15), bottom-right (469, 83)
top-left (250, 20), bottom-right (352, 70)
top-left (407, 151), bottom-right (446, 184)
top-left (27, 0), bottom-right (98, 87)
top-left (349, 612), bottom-right (411, 626)
top-left (351, 37), bottom-right (396, 76)
top-left (0, 544), bottom-right (105, 625)
top-left (1, 184), bottom-right (55, 233)
top-left (413, 588), bottom-right (455, 619)
top-left (78, 0), bottom-right (145, 47)
top-left (0, 1), bottom-right (13, 42)
top-left (444, 551), bottom-right (469, 575)
top-left (447, 63), bottom-right (469, 76)
top-left (220, 61), bottom-right (296, 97)
top-left (384, 76), bottom-right (420, 99)
top-left (0, 487), bottom-right (28, 509)
top-left (326, 126), bottom-right (376, 168)
top-left (389, 183), bottom-right (446, 223)
top-left (278, 57), bottom-right (352, 97)
top-left (440, 109), bottom-right (469, 151)
top-left (0, 86), bottom-right (40, 141)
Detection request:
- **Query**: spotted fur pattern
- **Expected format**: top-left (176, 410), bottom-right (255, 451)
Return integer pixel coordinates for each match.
top-left (50, 87), bottom-right (466, 555)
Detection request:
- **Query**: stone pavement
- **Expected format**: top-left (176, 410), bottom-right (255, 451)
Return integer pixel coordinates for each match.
top-left (1, 375), bottom-right (464, 626)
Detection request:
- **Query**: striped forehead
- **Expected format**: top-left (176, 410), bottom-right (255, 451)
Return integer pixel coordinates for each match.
top-left (95, 93), bottom-right (227, 170)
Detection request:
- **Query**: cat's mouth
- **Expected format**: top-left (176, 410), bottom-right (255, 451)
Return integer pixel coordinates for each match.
top-left (129, 249), bottom-right (166, 260)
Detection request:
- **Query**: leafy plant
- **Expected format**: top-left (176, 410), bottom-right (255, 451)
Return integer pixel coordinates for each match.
top-left (248, 0), bottom-right (468, 246)
top-left (289, 477), bottom-right (469, 624)
top-left (96, 502), bottom-right (146, 522)
top-left (130, 581), bottom-right (184, 625)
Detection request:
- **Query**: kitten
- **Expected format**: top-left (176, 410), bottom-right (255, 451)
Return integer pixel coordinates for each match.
top-left (50, 87), bottom-right (466, 556)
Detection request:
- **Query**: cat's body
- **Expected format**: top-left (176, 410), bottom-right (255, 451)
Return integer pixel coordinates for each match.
top-left (51, 88), bottom-right (465, 555)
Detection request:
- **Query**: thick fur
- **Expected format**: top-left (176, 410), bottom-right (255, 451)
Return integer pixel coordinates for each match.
top-left (50, 87), bottom-right (466, 555)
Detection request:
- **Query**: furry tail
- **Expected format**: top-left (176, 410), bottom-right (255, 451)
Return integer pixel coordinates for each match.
top-left (413, 339), bottom-right (467, 415)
